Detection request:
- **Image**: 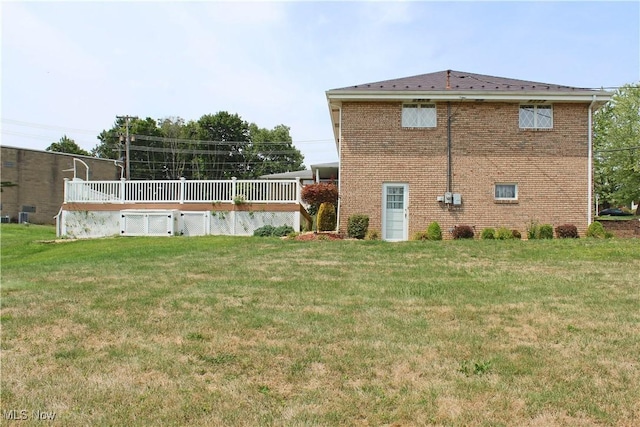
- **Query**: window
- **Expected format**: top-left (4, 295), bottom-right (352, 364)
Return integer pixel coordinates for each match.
top-left (495, 184), bottom-right (517, 200)
top-left (519, 105), bottom-right (552, 129)
top-left (402, 103), bottom-right (436, 128)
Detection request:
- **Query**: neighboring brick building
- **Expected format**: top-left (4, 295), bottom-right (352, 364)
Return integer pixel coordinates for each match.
top-left (1, 146), bottom-right (120, 224)
top-left (326, 70), bottom-right (612, 240)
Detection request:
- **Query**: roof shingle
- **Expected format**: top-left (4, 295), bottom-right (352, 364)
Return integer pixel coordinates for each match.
top-left (329, 70), bottom-right (603, 93)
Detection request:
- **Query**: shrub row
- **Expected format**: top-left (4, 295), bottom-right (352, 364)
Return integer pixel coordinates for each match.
top-left (410, 221), bottom-right (611, 241)
top-left (253, 225), bottom-right (295, 237)
top-left (324, 217), bottom-right (612, 242)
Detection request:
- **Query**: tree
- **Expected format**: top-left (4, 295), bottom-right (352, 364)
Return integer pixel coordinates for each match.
top-left (594, 83), bottom-right (640, 212)
top-left (246, 123), bottom-right (304, 178)
top-left (91, 112), bottom-right (304, 180)
top-left (47, 135), bottom-right (90, 156)
top-left (195, 112), bottom-right (251, 179)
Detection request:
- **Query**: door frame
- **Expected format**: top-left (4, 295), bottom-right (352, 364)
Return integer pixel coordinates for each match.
top-left (381, 182), bottom-right (409, 241)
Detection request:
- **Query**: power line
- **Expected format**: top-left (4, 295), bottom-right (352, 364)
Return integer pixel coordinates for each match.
top-left (1, 118), bottom-right (99, 134)
top-left (132, 134), bottom-right (332, 146)
top-left (1, 118), bottom-right (334, 145)
top-left (595, 145), bottom-right (640, 153)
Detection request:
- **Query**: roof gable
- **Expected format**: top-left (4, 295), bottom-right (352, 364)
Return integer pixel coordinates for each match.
top-left (329, 70), bottom-right (603, 94)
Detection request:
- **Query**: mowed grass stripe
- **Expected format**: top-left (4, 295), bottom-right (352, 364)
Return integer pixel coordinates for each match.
top-left (1, 224), bottom-right (638, 426)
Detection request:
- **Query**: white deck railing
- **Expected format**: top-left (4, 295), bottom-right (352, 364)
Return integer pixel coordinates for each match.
top-left (64, 178), bottom-right (301, 204)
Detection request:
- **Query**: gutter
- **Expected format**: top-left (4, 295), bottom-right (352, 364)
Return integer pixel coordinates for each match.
top-left (325, 91), bottom-right (611, 103)
top-left (588, 95), bottom-right (597, 225)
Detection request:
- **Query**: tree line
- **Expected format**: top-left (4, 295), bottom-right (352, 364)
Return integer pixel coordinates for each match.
top-left (47, 111), bottom-right (304, 180)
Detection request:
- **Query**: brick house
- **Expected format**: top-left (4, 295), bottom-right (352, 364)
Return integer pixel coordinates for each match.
top-left (326, 70), bottom-right (612, 240)
top-left (1, 146), bottom-right (120, 224)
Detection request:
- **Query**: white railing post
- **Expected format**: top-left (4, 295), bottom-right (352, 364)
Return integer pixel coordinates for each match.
top-left (231, 177), bottom-right (237, 202)
top-left (296, 179), bottom-right (302, 204)
top-left (179, 177), bottom-right (186, 204)
top-left (120, 178), bottom-right (126, 204)
top-left (63, 178), bottom-right (69, 203)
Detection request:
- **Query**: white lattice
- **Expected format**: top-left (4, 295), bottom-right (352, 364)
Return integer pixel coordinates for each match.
top-left (181, 212), bottom-right (208, 236)
top-left (123, 214), bottom-right (146, 235)
top-left (235, 211), bottom-right (296, 235)
top-left (148, 214), bottom-right (170, 235)
top-left (121, 211), bottom-right (176, 236)
top-left (210, 212), bottom-right (233, 235)
top-left (62, 208), bottom-right (298, 238)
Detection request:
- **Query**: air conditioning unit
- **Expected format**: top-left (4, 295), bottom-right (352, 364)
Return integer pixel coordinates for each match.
top-left (1, 216), bottom-right (9, 223)
top-left (18, 212), bottom-right (29, 224)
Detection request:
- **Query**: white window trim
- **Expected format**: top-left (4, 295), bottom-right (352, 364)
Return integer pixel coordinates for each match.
top-left (519, 104), bottom-right (553, 129)
top-left (494, 183), bottom-right (518, 201)
top-left (402, 103), bottom-right (437, 128)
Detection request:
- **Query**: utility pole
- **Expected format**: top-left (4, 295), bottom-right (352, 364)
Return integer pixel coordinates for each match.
top-left (116, 115), bottom-right (137, 180)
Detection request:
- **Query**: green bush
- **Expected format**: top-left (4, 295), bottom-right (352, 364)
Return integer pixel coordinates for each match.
top-left (481, 228), bottom-right (495, 240)
top-left (317, 202), bottom-right (337, 232)
top-left (426, 222), bottom-right (443, 241)
top-left (364, 229), bottom-right (380, 240)
top-left (253, 225), bottom-right (294, 237)
top-left (538, 224), bottom-right (554, 239)
top-left (301, 183), bottom-right (338, 217)
top-left (253, 225), bottom-right (276, 237)
top-left (452, 225), bottom-right (474, 239)
top-left (495, 227), bottom-right (515, 240)
top-left (273, 225), bottom-right (295, 237)
top-left (347, 214), bottom-right (369, 239)
top-left (526, 221), bottom-right (540, 240)
top-left (412, 231), bottom-right (428, 241)
top-left (555, 224), bottom-right (579, 239)
top-left (586, 221), bottom-right (611, 239)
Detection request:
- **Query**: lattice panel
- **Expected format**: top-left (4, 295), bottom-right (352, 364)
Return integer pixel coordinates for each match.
top-left (235, 211), bottom-right (296, 235)
top-left (121, 211), bottom-right (176, 236)
top-left (148, 214), bottom-right (171, 235)
top-left (181, 212), bottom-right (208, 236)
top-left (210, 212), bottom-right (233, 235)
top-left (123, 214), bottom-right (146, 235)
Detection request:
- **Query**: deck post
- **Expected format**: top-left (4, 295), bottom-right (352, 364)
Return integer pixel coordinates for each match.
top-left (231, 177), bottom-right (237, 202)
top-left (63, 178), bottom-right (69, 203)
top-left (296, 178), bottom-right (302, 204)
top-left (120, 178), bottom-right (126, 204)
top-left (179, 177), bottom-right (186, 204)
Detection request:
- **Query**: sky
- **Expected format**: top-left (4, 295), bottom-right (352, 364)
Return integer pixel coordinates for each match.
top-left (2, 1), bottom-right (639, 169)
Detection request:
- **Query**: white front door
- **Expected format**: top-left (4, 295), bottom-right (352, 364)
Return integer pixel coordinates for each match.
top-left (382, 183), bottom-right (408, 241)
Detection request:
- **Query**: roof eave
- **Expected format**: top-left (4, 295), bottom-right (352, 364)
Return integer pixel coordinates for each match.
top-left (326, 90), bottom-right (612, 103)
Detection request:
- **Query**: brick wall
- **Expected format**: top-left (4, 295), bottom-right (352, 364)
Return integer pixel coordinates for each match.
top-left (1, 147), bottom-right (120, 224)
top-left (338, 101), bottom-right (591, 239)
top-left (601, 220), bottom-right (640, 238)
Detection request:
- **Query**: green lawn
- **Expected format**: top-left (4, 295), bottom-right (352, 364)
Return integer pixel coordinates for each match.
top-left (1, 224), bottom-right (639, 426)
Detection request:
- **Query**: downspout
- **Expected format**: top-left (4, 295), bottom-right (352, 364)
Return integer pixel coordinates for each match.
top-left (447, 101), bottom-right (452, 194)
top-left (336, 106), bottom-right (342, 232)
top-left (446, 70), bottom-right (452, 197)
top-left (588, 95), bottom-right (596, 225)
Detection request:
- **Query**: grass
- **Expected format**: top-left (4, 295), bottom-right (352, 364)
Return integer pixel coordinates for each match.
top-left (1, 224), bottom-right (639, 426)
